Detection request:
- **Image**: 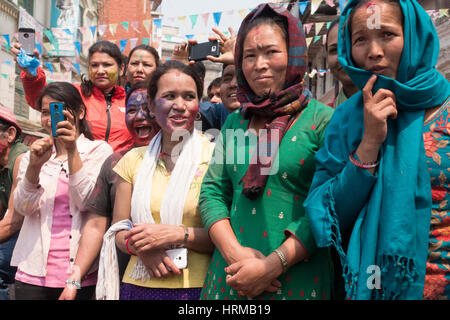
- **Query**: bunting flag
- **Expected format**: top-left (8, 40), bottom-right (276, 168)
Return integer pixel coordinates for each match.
top-left (315, 22), bottom-right (325, 35)
top-left (339, 0), bottom-right (348, 12)
top-left (89, 25), bottom-right (97, 38)
top-left (120, 21), bottom-right (129, 32)
top-left (44, 62), bottom-right (54, 73)
top-left (213, 12), bottom-right (222, 26)
top-left (313, 35), bottom-right (321, 43)
top-left (36, 43), bottom-right (42, 55)
top-left (439, 8), bottom-right (449, 17)
top-left (325, 0), bottom-right (335, 7)
top-left (153, 18), bottom-right (162, 29)
top-left (129, 37), bottom-right (138, 50)
top-left (1, 73), bottom-right (8, 79)
top-left (304, 23), bottom-right (313, 35)
top-left (98, 25), bottom-right (107, 37)
top-left (63, 28), bottom-right (73, 36)
top-left (299, 1), bottom-right (309, 15)
top-left (131, 21), bottom-right (141, 33)
top-left (119, 39), bottom-right (128, 53)
top-left (1, 34), bottom-right (10, 50)
top-left (109, 23), bottom-right (118, 36)
top-left (74, 41), bottom-right (81, 55)
top-left (201, 13), bottom-right (210, 27)
top-left (72, 63), bottom-right (80, 74)
top-left (311, 0), bottom-right (322, 15)
top-left (189, 15), bottom-right (198, 29)
top-left (306, 37), bottom-right (313, 47)
top-left (142, 38), bottom-right (150, 45)
top-left (52, 62), bottom-right (61, 73)
top-left (177, 16), bottom-right (187, 27)
top-left (142, 20), bottom-right (152, 34)
top-left (185, 34), bottom-right (194, 40)
top-left (238, 9), bottom-right (248, 19)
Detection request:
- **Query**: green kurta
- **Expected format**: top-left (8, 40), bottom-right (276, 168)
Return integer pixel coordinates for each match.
top-left (199, 99), bottom-right (334, 300)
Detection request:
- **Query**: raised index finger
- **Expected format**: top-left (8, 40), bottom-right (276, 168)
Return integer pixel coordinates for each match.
top-left (362, 74), bottom-right (377, 102)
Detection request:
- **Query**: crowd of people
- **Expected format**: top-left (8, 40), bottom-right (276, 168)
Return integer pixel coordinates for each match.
top-left (0, 0), bottom-right (448, 300)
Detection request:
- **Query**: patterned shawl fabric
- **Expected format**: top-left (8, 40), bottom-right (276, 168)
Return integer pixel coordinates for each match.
top-left (234, 3), bottom-right (312, 199)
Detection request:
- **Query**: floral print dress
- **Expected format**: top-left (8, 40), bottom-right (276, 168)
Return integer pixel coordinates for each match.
top-left (422, 96), bottom-right (450, 300)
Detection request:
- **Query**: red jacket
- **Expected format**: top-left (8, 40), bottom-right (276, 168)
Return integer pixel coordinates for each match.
top-left (21, 67), bottom-right (134, 152)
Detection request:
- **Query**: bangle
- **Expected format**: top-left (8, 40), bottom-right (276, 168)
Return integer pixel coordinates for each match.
top-left (126, 237), bottom-right (136, 256)
top-left (65, 279), bottom-right (81, 290)
top-left (349, 150), bottom-right (379, 169)
top-left (273, 249), bottom-right (288, 274)
top-left (181, 226), bottom-right (189, 247)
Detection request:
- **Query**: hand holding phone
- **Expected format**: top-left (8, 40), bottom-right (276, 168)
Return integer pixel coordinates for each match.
top-left (188, 40), bottom-right (220, 62)
top-left (50, 102), bottom-right (66, 138)
top-left (18, 28), bottom-right (36, 56)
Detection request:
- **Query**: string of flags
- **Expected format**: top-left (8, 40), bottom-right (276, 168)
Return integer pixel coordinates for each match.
top-left (0, 2), bottom-right (448, 78)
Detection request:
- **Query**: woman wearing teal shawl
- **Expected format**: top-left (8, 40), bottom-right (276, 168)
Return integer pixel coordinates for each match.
top-left (304, 0), bottom-right (450, 300)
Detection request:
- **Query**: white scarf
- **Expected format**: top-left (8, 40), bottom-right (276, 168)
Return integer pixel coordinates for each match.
top-left (96, 129), bottom-right (204, 300)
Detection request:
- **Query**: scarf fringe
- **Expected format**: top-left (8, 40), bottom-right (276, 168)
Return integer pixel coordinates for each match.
top-left (325, 178), bottom-right (418, 300)
top-left (129, 259), bottom-right (151, 282)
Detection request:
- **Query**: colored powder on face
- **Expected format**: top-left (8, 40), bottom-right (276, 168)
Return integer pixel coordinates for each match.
top-left (0, 135), bottom-right (9, 155)
top-left (107, 70), bottom-right (119, 83)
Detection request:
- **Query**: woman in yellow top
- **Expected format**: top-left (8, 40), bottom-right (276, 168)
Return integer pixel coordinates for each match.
top-left (96, 60), bottom-right (215, 300)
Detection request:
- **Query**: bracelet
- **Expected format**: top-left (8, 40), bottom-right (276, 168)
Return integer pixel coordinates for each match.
top-left (181, 226), bottom-right (189, 247)
top-left (126, 237), bottom-right (136, 256)
top-left (65, 279), bottom-right (81, 290)
top-left (273, 249), bottom-right (288, 274)
top-left (349, 150), bottom-right (379, 169)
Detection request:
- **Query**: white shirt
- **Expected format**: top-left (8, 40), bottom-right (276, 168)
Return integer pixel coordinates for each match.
top-left (11, 134), bottom-right (113, 277)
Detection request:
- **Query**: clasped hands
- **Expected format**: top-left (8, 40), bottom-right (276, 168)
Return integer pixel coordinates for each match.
top-left (123, 223), bottom-right (185, 279)
top-left (223, 246), bottom-right (284, 299)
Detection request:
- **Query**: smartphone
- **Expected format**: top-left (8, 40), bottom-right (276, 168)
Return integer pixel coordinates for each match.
top-left (50, 102), bottom-right (66, 137)
top-left (18, 28), bottom-right (36, 56)
top-left (166, 248), bottom-right (187, 270)
top-left (188, 40), bottom-right (220, 62)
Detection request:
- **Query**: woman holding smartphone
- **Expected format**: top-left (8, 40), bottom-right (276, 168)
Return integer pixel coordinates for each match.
top-left (11, 82), bottom-right (112, 300)
top-left (11, 41), bottom-right (133, 152)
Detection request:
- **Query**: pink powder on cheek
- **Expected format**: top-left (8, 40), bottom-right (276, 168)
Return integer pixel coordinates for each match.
top-left (0, 138), bottom-right (9, 155)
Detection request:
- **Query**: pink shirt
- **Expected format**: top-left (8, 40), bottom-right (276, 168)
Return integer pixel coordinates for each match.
top-left (16, 167), bottom-right (97, 287)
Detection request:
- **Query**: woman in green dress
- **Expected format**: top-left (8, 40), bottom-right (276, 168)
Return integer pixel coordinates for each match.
top-left (199, 3), bottom-right (334, 300)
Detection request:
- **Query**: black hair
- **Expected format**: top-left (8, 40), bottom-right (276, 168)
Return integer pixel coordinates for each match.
top-left (36, 82), bottom-right (93, 140)
top-left (80, 41), bottom-right (124, 98)
top-left (128, 44), bottom-right (160, 68)
top-left (325, 18), bottom-right (340, 51)
top-left (147, 60), bottom-right (203, 104)
top-left (192, 61), bottom-right (206, 82)
top-left (237, 9), bottom-right (289, 72)
top-left (207, 77), bottom-right (222, 96)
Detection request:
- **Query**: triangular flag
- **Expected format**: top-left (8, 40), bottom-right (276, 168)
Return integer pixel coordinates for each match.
top-left (189, 15), bottom-right (198, 29)
top-left (130, 38), bottom-right (138, 50)
top-left (238, 9), bottom-right (248, 19)
top-left (313, 35), bottom-right (321, 43)
top-left (74, 41), bottom-right (81, 55)
top-left (177, 16), bottom-right (187, 27)
top-left (304, 23), bottom-right (313, 35)
top-left (213, 12), bottom-right (222, 26)
top-left (1, 34), bottom-right (10, 50)
top-left (35, 43), bottom-right (42, 55)
top-left (306, 37), bottom-right (313, 47)
top-left (1, 73), bottom-right (8, 79)
top-left (201, 13), bottom-right (210, 27)
top-left (153, 18), bottom-right (162, 29)
top-left (120, 21), bottom-right (129, 32)
top-left (52, 62), bottom-right (61, 73)
top-left (109, 23), bottom-right (118, 36)
top-left (72, 63), bottom-right (80, 74)
top-left (142, 38), bottom-right (150, 45)
top-left (185, 34), bottom-right (194, 40)
top-left (43, 30), bottom-right (55, 44)
top-left (325, 0), bottom-right (335, 7)
top-left (62, 61), bottom-right (72, 72)
top-left (44, 62), bottom-right (54, 73)
top-left (119, 39), bottom-right (128, 53)
top-left (339, 0), bottom-right (348, 12)
top-left (299, 1), bottom-right (309, 15)
top-left (63, 28), bottom-right (73, 36)
top-left (142, 20), bottom-right (152, 34)
top-left (89, 25), bottom-right (97, 38)
top-left (327, 21), bottom-right (332, 30)
top-left (315, 22), bottom-right (324, 35)
top-left (439, 9), bottom-right (449, 17)
top-left (98, 25), bottom-right (107, 37)
top-left (311, 0), bottom-right (322, 15)
top-left (164, 35), bottom-right (172, 41)
top-left (131, 21), bottom-right (141, 33)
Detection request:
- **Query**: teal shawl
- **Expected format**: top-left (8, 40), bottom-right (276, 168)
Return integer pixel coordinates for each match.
top-left (304, 0), bottom-right (450, 300)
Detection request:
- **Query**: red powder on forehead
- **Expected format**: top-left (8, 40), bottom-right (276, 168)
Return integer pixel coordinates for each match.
top-left (365, 1), bottom-right (379, 8)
